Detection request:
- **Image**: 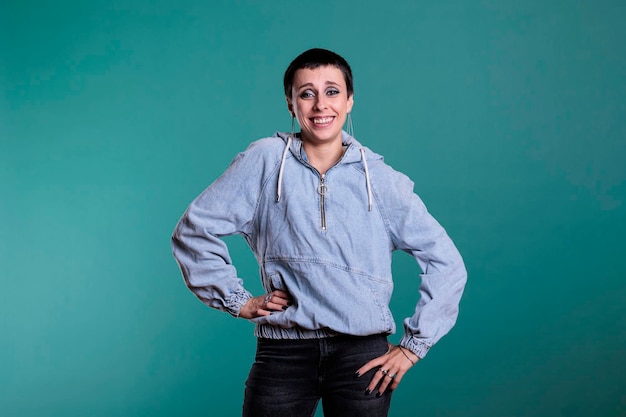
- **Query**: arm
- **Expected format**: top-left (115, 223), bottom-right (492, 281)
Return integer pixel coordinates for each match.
top-left (391, 175), bottom-right (467, 359)
top-left (358, 168), bottom-right (467, 394)
top-left (171, 146), bottom-right (271, 317)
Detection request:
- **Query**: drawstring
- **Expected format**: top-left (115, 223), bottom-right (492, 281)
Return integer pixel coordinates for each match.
top-left (276, 136), bottom-right (292, 202)
top-left (360, 148), bottom-right (373, 212)
top-left (276, 136), bottom-right (372, 212)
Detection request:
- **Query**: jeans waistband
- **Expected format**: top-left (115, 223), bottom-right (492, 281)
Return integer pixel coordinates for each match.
top-left (254, 324), bottom-right (390, 341)
top-left (254, 324), bottom-right (339, 339)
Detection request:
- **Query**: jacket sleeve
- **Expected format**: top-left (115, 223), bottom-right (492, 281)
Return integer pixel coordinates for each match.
top-left (384, 170), bottom-right (467, 359)
top-left (171, 147), bottom-right (265, 317)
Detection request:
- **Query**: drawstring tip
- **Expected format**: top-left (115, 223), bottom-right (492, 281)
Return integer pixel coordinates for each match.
top-left (276, 135), bottom-right (292, 205)
top-left (360, 147), bottom-right (373, 213)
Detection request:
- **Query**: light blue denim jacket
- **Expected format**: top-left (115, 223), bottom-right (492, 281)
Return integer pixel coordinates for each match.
top-left (171, 131), bottom-right (467, 358)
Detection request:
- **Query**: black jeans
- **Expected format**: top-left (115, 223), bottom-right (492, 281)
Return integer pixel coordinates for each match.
top-left (242, 333), bottom-right (392, 417)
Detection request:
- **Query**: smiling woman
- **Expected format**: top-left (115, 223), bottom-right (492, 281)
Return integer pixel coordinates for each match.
top-left (171, 48), bottom-right (467, 417)
top-left (284, 49), bottom-right (355, 174)
top-left (290, 66), bottom-right (352, 139)
top-left (287, 65), bottom-right (354, 173)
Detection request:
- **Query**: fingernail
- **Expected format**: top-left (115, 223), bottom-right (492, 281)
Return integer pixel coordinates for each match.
top-left (282, 306), bottom-right (288, 310)
top-left (364, 389), bottom-right (371, 395)
top-left (376, 392), bottom-right (382, 398)
top-left (354, 371), bottom-right (361, 378)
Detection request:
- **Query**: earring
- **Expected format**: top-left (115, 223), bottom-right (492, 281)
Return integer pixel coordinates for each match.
top-left (347, 113), bottom-right (354, 137)
top-left (291, 115), bottom-right (296, 139)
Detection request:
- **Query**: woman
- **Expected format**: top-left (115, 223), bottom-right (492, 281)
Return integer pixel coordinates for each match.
top-left (171, 48), bottom-right (467, 417)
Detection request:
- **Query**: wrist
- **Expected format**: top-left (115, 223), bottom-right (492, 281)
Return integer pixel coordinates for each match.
top-left (398, 345), bottom-right (418, 366)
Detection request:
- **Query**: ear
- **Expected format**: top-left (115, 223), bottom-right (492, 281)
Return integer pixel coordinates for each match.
top-left (347, 94), bottom-right (354, 113)
top-left (286, 97), bottom-right (295, 117)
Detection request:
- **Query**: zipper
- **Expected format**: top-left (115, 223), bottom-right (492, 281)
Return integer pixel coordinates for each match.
top-left (308, 145), bottom-right (349, 231)
top-left (318, 174), bottom-right (328, 230)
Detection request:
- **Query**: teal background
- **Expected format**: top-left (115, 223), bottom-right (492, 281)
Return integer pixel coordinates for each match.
top-left (2, 1), bottom-right (625, 416)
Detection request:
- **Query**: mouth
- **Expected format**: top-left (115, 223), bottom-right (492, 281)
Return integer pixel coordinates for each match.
top-left (311, 116), bottom-right (335, 126)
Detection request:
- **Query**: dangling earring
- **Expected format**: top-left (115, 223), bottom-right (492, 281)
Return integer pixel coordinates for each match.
top-left (347, 113), bottom-right (354, 138)
top-left (291, 114), bottom-right (296, 139)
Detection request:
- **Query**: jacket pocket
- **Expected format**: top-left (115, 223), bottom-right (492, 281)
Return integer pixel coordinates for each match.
top-left (267, 271), bottom-right (286, 292)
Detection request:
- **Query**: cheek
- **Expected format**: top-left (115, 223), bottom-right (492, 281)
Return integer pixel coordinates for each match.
top-left (295, 101), bottom-right (312, 117)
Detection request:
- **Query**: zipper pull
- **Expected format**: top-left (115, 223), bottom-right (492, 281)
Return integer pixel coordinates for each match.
top-left (318, 174), bottom-right (328, 196)
top-left (318, 174), bottom-right (327, 231)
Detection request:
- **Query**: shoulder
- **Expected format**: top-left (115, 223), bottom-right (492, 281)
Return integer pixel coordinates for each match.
top-left (358, 147), bottom-right (422, 208)
top-left (359, 146), bottom-right (413, 188)
top-left (228, 133), bottom-right (289, 169)
top-left (343, 137), bottom-right (415, 194)
top-left (246, 132), bottom-right (285, 153)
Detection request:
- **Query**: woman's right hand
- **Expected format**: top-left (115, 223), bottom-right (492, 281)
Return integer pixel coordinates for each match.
top-left (239, 290), bottom-right (292, 319)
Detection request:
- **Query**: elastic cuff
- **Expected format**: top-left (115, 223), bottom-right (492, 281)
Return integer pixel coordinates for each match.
top-left (224, 289), bottom-right (253, 317)
top-left (399, 334), bottom-right (431, 359)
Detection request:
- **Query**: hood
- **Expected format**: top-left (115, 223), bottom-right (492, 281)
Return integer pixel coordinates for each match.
top-left (274, 130), bottom-right (384, 165)
top-left (273, 130), bottom-right (381, 211)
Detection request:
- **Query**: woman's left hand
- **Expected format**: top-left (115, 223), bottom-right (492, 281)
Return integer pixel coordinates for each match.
top-left (356, 343), bottom-right (419, 396)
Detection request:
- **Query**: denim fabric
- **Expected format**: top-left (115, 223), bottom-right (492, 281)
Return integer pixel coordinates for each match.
top-left (242, 334), bottom-right (392, 417)
top-left (172, 131), bottom-right (467, 358)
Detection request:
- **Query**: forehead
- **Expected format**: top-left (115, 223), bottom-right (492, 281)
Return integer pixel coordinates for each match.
top-left (292, 65), bottom-right (346, 89)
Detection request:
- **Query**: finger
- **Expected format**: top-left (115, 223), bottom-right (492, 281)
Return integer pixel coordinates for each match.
top-left (387, 367), bottom-right (404, 391)
top-left (271, 296), bottom-right (293, 309)
top-left (377, 371), bottom-right (394, 395)
top-left (388, 371), bottom-right (403, 391)
top-left (368, 366), bottom-right (397, 395)
top-left (264, 301), bottom-right (288, 312)
top-left (364, 367), bottom-right (385, 395)
top-left (263, 295), bottom-right (290, 312)
top-left (356, 353), bottom-right (388, 377)
top-left (376, 364), bottom-right (403, 395)
top-left (240, 294), bottom-right (287, 319)
top-left (272, 290), bottom-right (292, 300)
top-left (389, 372), bottom-right (403, 391)
top-left (365, 349), bottom-right (413, 394)
top-left (254, 308), bottom-right (272, 317)
top-left (265, 291), bottom-right (293, 307)
top-left (266, 290), bottom-right (291, 302)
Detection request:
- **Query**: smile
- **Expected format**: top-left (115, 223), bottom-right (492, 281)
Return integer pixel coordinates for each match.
top-left (312, 117), bottom-right (334, 125)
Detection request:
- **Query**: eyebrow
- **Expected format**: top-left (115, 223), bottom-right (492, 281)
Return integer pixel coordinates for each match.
top-left (296, 81), bottom-right (341, 90)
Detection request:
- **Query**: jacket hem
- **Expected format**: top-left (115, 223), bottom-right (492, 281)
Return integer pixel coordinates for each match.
top-left (254, 324), bottom-right (339, 339)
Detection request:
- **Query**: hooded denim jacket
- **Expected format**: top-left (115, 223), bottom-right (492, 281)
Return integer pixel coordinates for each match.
top-left (171, 131), bottom-right (467, 358)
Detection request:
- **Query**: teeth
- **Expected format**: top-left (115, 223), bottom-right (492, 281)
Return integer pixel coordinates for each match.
top-left (313, 117), bottom-right (333, 124)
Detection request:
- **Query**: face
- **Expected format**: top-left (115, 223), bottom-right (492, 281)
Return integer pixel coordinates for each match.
top-left (287, 65), bottom-right (354, 146)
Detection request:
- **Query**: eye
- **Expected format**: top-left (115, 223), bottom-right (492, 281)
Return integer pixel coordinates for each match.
top-left (300, 89), bottom-right (315, 99)
top-left (326, 88), bottom-right (340, 96)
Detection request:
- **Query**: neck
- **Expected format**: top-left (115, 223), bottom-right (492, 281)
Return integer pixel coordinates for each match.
top-left (302, 140), bottom-right (344, 175)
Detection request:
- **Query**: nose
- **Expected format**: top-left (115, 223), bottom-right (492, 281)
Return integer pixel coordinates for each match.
top-left (314, 95), bottom-right (328, 111)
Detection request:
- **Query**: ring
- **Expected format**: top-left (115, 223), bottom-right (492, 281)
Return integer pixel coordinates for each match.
top-left (264, 294), bottom-right (271, 304)
top-left (386, 374), bottom-right (395, 379)
top-left (380, 369), bottom-right (388, 375)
